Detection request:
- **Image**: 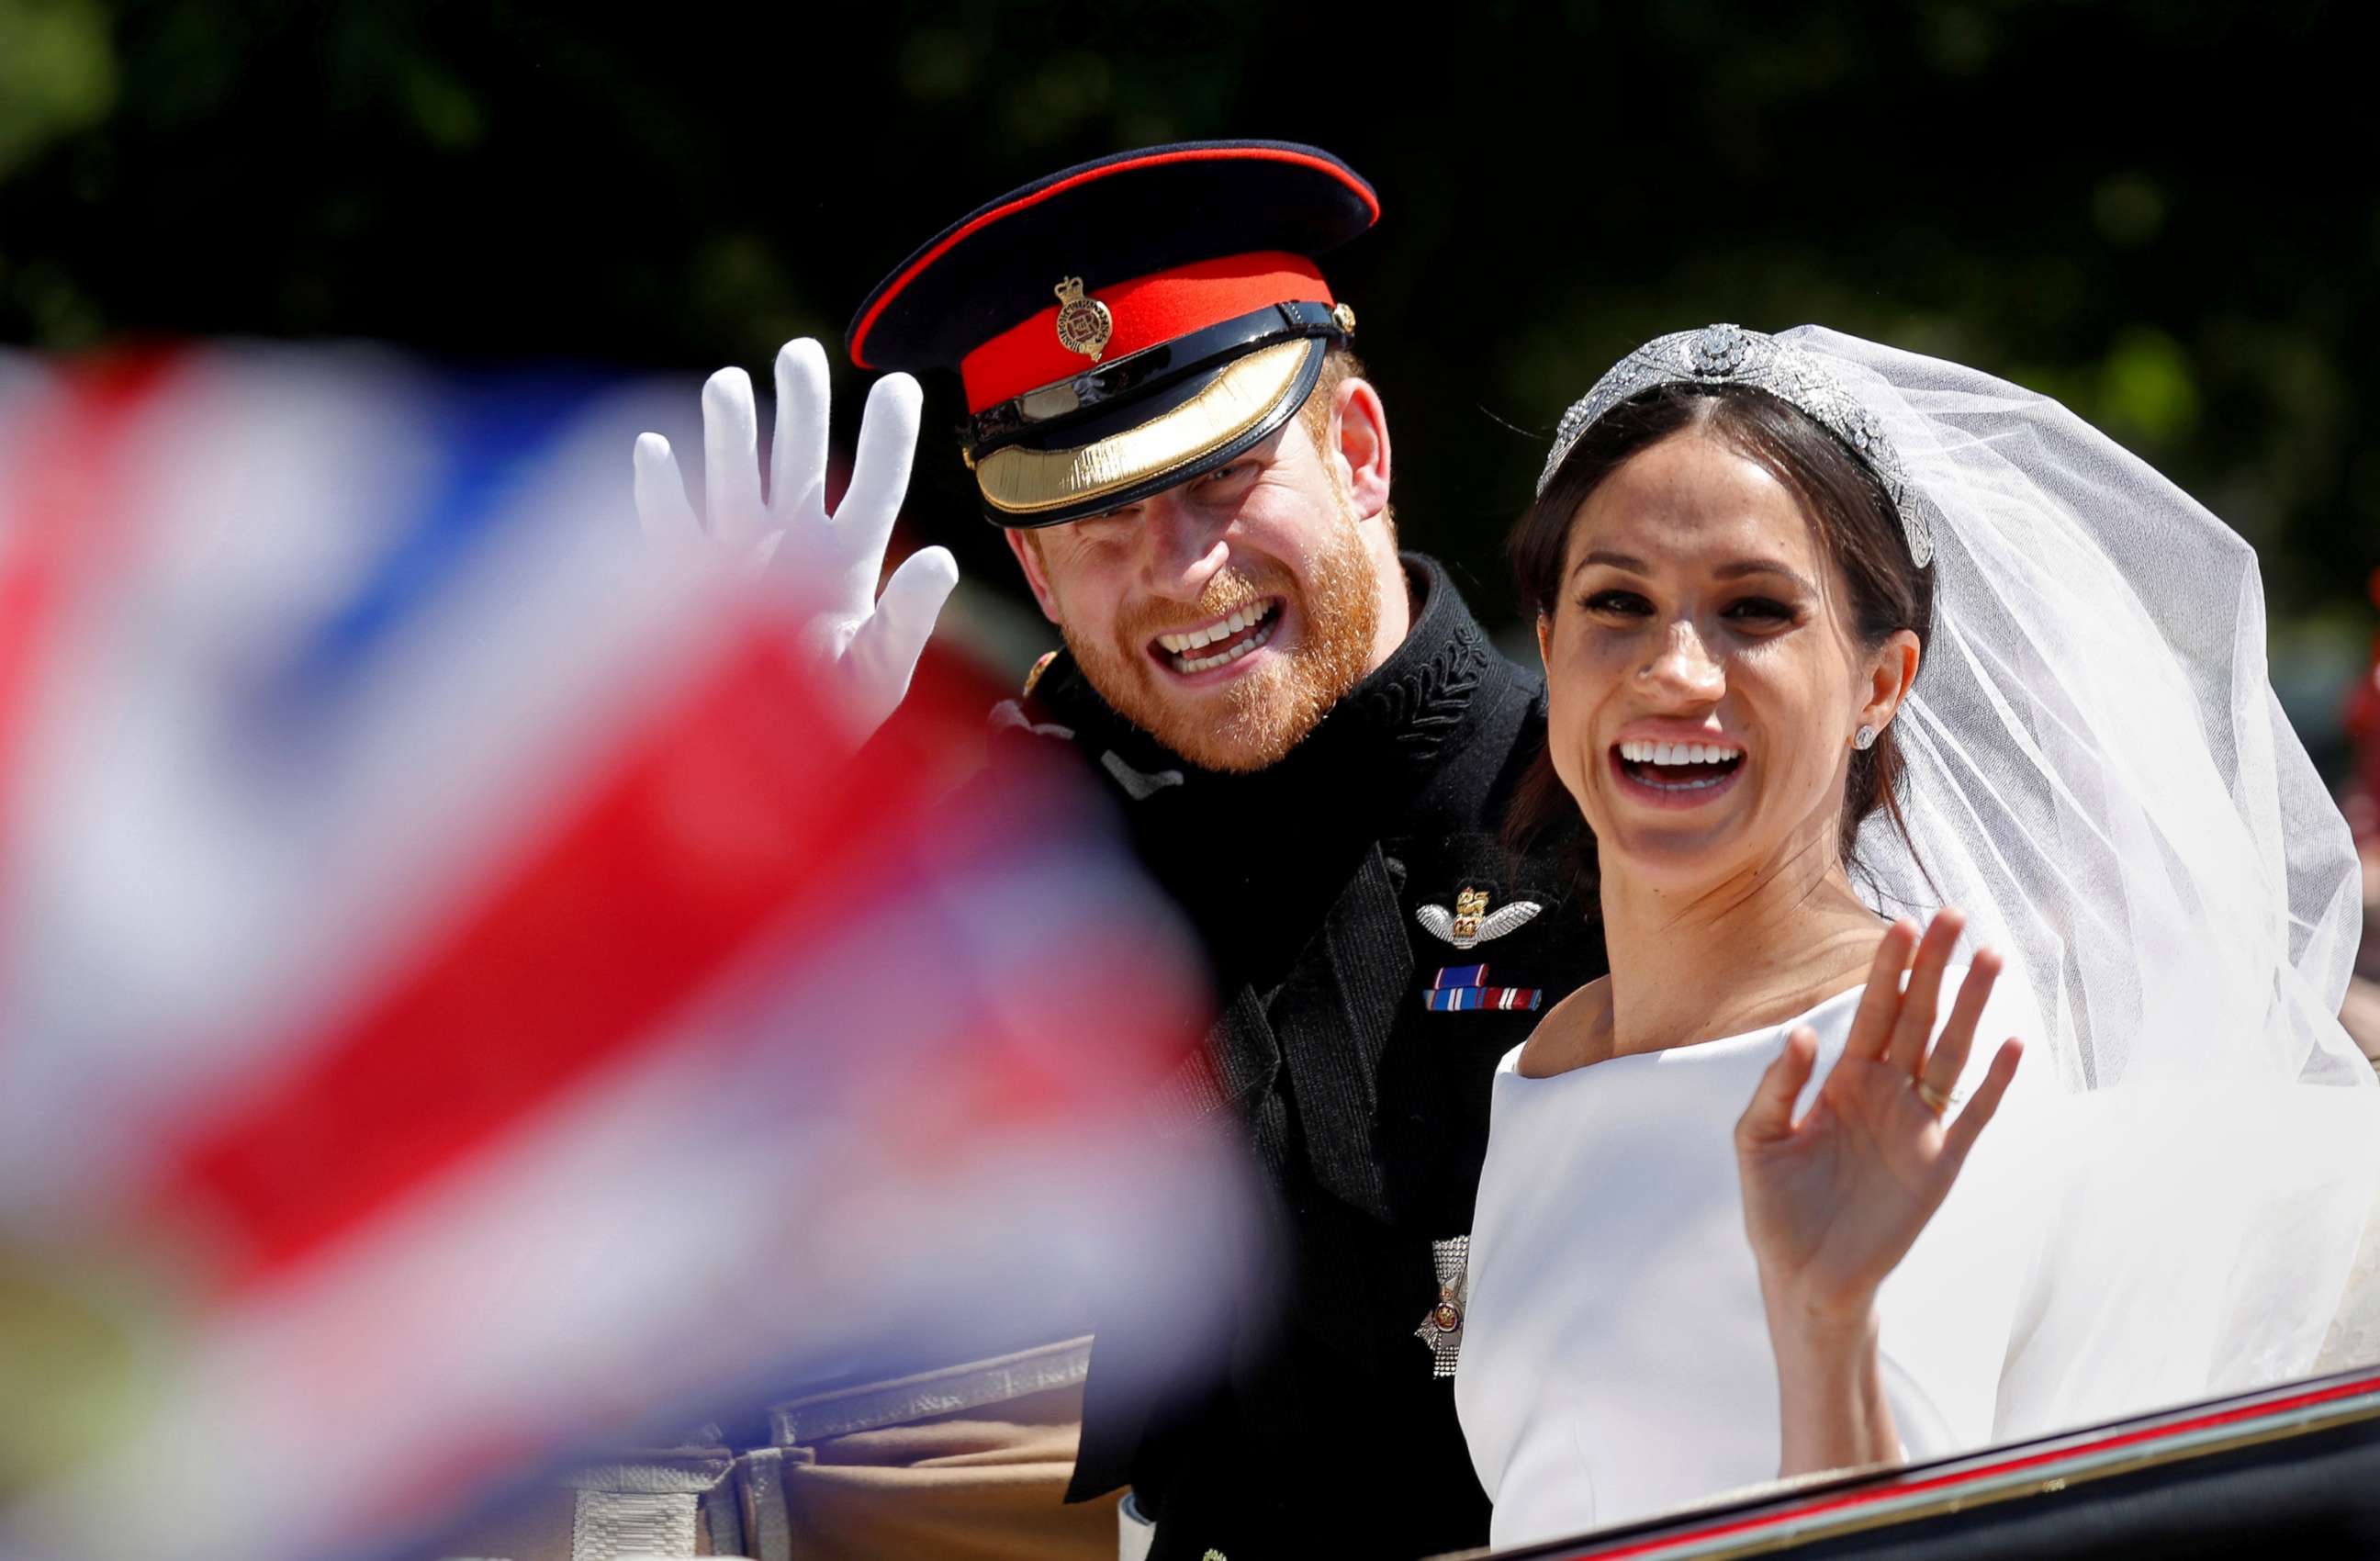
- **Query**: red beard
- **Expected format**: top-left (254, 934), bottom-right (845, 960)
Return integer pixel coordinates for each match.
top-left (1064, 507), bottom-right (1382, 773)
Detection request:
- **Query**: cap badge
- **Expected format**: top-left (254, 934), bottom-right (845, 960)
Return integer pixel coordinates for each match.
top-left (1416, 887), bottom-right (1542, 950)
top-left (1052, 276), bottom-right (1114, 364)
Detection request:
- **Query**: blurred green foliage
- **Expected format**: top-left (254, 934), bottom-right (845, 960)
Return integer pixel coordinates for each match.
top-left (1, 0), bottom-right (2374, 749)
top-left (0, 0), bottom-right (117, 182)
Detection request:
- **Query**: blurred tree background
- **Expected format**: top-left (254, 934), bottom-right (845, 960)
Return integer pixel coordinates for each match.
top-left (3, 0), bottom-right (2375, 758)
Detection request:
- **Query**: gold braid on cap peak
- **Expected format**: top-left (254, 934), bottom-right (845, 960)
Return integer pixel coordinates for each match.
top-left (974, 339), bottom-right (1311, 517)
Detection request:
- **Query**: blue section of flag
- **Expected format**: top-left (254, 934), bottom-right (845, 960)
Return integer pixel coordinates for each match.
top-left (1433, 964), bottom-right (1488, 990)
top-left (272, 372), bottom-right (605, 713)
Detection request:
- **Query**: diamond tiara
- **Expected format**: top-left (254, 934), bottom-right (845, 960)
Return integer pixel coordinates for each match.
top-left (1537, 324), bottom-right (1936, 569)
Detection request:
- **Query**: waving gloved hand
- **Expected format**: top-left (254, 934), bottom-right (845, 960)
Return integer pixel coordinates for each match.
top-left (634, 338), bottom-right (960, 739)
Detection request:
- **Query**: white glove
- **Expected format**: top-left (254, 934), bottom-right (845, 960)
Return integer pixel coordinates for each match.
top-left (633, 338), bottom-right (960, 740)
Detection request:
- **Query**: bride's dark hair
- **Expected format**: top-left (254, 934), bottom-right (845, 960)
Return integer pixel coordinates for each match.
top-left (1505, 381), bottom-right (1937, 903)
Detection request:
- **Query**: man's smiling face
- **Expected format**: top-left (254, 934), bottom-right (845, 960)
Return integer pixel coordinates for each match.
top-left (1006, 377), bottom-right (1400, 773)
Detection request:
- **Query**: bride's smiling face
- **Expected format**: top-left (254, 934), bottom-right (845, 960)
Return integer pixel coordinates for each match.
top-left (1537, 428), bottom-right (1916, 897)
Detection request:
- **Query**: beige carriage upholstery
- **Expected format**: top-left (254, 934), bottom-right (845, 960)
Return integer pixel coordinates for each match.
top-left (428, 1340), bottom-right (1107, 1561)
top-left (738, 1337), bottom-right (1116, 1561)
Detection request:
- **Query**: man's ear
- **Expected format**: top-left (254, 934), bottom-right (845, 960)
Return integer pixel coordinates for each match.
top-left (1005, 526), bottom-right (1064, 625)
top-left (1330, 376), bottom-right (1392, 523)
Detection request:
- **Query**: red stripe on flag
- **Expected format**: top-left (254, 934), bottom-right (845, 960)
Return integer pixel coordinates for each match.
top-left (0, 354), bottom-right (182, 985)
top-left (152, 628), bottom-right (945, 1284)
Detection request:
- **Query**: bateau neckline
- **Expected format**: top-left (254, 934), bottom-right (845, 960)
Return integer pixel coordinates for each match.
top-left (1502, 978), bottom-right (1875, 1084)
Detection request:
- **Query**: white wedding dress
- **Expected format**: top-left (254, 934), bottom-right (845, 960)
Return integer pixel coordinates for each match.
top-left (1455, 971), bottom-right (2049, 1551)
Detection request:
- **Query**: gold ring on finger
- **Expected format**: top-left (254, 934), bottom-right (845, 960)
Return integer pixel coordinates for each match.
top-left (1914, 1079), bottom-right (1952, 1117)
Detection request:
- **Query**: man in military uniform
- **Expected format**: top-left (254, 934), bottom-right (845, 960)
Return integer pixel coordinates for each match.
top-left (641, 141), bottom-right (1607, 1559)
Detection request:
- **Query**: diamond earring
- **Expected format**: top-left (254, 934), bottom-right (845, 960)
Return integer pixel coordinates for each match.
top-left (1853, 724), bottom-right (1878, 751)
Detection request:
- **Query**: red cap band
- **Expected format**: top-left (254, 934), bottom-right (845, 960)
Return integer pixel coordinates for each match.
top-left (959, 252), bottom-right (1334, 415)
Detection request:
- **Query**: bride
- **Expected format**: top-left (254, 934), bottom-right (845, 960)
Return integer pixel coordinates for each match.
top-left (1454, 324), bottom-right (2380, 1549)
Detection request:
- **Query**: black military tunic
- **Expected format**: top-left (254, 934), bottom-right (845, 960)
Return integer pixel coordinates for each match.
top-left (985, 555), bottom-right (1609, 1559)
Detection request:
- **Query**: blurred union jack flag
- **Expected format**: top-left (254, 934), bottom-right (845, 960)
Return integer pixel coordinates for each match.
top-left (0, 346), bottom-right (1241, 1561)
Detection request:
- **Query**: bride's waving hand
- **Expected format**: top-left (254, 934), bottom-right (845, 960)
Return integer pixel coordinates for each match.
top-left (1735, 911), bottom-right (2024, 1329)
top-left (1734, 911), bottom-right (2024, 1474)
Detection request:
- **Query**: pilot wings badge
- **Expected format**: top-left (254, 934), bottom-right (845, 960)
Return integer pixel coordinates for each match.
top-left (1415, 887), bottom-right (1541, 950)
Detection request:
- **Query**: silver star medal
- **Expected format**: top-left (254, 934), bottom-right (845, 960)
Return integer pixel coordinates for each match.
top-left (1415, 887), bottom-right (1542, 950)
top-left (1414, 1234), bottom-right (1471, 1377)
